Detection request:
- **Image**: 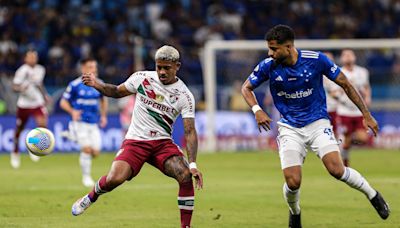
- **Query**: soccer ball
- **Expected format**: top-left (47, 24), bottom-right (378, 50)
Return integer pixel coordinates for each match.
top-left (25, 127), bottom-right (55, 156)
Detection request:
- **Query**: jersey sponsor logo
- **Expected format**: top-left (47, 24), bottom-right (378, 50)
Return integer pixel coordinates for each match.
top-left (277, 88), bottom-right (314, 99)
top-left (140, 96), bottom-right (178, 115)
top-left (76, 98), bottom-right (98, 105)
top-left (288, 78), bottom-right (297, 81)
top-left (182, 90), bottom-right (194, 113)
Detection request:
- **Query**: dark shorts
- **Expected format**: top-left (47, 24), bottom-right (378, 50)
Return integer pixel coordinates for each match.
top-left (328, 111), bottom-right (338, 133)
top-left (115, 139), bottom-right (184, 179)
top-left (16, 106), bottom-right (48, 126)
top-left (338, 115), bottom-right (366, 135)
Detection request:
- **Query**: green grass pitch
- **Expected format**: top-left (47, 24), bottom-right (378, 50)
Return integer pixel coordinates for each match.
top-left (0, 149), bottom-right (399, 227)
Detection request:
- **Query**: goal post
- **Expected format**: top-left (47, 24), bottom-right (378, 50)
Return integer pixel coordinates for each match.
top-left (202, 39), bottom-right (400, 152)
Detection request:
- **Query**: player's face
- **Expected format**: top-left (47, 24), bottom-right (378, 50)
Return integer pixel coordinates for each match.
top-left (340, 50), bottom-right (356, 66)
top-left (25, 52), bottom-right (38, 66)
top-left (81, 61), bottom-right (98, 76)
top-left (156, 59), bottom-right (180, 85)
top-left (267, 40), bottom-right (291, 64)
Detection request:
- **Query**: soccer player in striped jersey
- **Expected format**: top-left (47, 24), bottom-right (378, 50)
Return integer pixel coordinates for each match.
top-left (11, 50), bottom-right (50, 168)
top-left (336, 49), bottom-right (372, 167)
top-left (60, 58), bottom-right (108, 187)
top-left (241, 25), bottom-right (389, 227)
top-left (71, 45), bottom-right (203, 228)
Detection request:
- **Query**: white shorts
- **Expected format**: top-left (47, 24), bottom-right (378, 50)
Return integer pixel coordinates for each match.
top-left (277, 119), bottom-right (339, 169)
top-left (69, 121), bottom-right (102, 151)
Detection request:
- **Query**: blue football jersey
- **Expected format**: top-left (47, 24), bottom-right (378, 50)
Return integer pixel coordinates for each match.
top-left (62, 77), bottom-right (103, 124)
top-left (248, 50), bottom-right (341, 127)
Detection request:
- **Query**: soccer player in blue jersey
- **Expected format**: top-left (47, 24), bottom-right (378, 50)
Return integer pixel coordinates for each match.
top-left (60, 58), bottom-right (108, 187)
top-left (241, 25), bottom-right (390, 227)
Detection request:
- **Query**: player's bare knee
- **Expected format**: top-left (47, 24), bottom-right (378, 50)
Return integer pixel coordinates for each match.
top-left (106, 172), bottom-right (126, 187)
top-left (285, 176), bottom-right (301, 190)
top-left (164, 156), bottom-right (192, 183)
top-left (177, 168), bottom-right (192, 183)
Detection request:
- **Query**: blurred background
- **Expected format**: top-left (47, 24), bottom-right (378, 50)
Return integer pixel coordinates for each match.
top-left (0, 0), bottom-right (399, 152)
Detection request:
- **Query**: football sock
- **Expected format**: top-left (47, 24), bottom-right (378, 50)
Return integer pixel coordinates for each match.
top-left (340, 167), bottom-right (376, 200)
top-left (79, 152), bottom-right (92, 177)
top-left (178, 181), bottom-right (194, 228)
top-left (283, 183), bottom-right (301, 215)
top-left (13, 132), bottom-right (20, 153)
top-left (88, 175), bottom-right (108, 202)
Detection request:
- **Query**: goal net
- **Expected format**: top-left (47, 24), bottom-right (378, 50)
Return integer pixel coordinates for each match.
top-left (201, 39), bottom-right (400, 152)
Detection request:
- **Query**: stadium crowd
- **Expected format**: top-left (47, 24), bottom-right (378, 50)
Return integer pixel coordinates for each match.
top-left (0, 0), bottom-right (399, 111)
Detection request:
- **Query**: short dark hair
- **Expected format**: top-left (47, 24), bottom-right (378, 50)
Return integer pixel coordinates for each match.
top-left (265, 25), bottom-right (295, 44)
top-left (25, 49), bottom-right (37, 56)
top-left (80, 57), bottom-right (96, 64)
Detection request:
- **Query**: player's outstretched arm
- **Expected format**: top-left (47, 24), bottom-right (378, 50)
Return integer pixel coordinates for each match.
top-left (82, 72), bottom-right (133, 98)
top-left (334, 72), bottom-right (379, 136)
top-left (241, 79), bottom-right (272, 132)
top-left (183, 118), bottom-right (203, 189)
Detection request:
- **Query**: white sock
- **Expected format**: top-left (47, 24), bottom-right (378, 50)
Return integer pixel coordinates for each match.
top-left (79, 152), bottom-right (92, 177)
top-left (283, 183), bottom-right (301, 215)
top-left (340, 167), bottom-right (376, 199)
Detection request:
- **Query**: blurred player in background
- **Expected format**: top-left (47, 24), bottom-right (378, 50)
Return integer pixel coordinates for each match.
top-left (11, 50), bottom-right (50, 168)
top-left (60, 58), bottom-right (108, 187)
top-left (336, 49), bottom-right (371, 167)
top-left (323, 52), bottom-right (341, 137)
top-left (71, 46), bottom-right (203, 228)
top-left (118, 95), bottom-right (136, 136)
top-left (241, 25), bottom-right (389, 227)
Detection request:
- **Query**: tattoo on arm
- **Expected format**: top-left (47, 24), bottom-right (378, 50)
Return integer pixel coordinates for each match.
top-left (94, 80), bottom-right (124, 98)
top-left (334, 73), bottom-right (370, 115)
top-left (183, 118), bottom-right (198, 163)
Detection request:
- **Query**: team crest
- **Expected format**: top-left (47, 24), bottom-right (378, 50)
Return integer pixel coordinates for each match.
top-left (169, 94), bottom-right (179, 104)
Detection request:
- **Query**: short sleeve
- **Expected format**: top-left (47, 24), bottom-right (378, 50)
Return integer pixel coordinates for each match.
top-left (37, 65), bottom-right (46, 83)
top-left (13, 66), bottom-right (26, 85)
top-left (362, 68), bottom-right (370, 86)
top-left (124, 72), bottom-right (145, 93)
top-left (62, 82), bottom-right (74, 101)
top-left (248, 58), bottom-right (272, 89)
top-left (319, 52), bottom-right (341, 81)
top-left (180, 90), bottom-right (195, 118)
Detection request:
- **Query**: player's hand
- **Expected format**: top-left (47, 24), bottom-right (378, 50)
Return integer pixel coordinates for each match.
top-left (71, 109), bottom-right (82, 121)
top-left (82, 72), bottom-right (97, 87)
top-left (190, 168), bottom-right (203, 190)
top-left (363, 113), bottom-right (379, 137)
top-left (255, 110), bottom-right (272, 132)
top-left (100, 116), bottom-right (107, 128)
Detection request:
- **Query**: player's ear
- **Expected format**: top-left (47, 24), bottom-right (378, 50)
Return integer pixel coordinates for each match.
top-left (175, 61), bottom-right (181, 71)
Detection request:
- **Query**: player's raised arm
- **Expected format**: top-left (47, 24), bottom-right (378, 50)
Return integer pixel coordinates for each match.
top-left (183, 118), bottom-right (203, 189)
top-left (241, 79), bottom-right (272, 132)
top-left (82, 72), bottom-right (132, 98)
top-left (334, 72), bottom-right (379, 136)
